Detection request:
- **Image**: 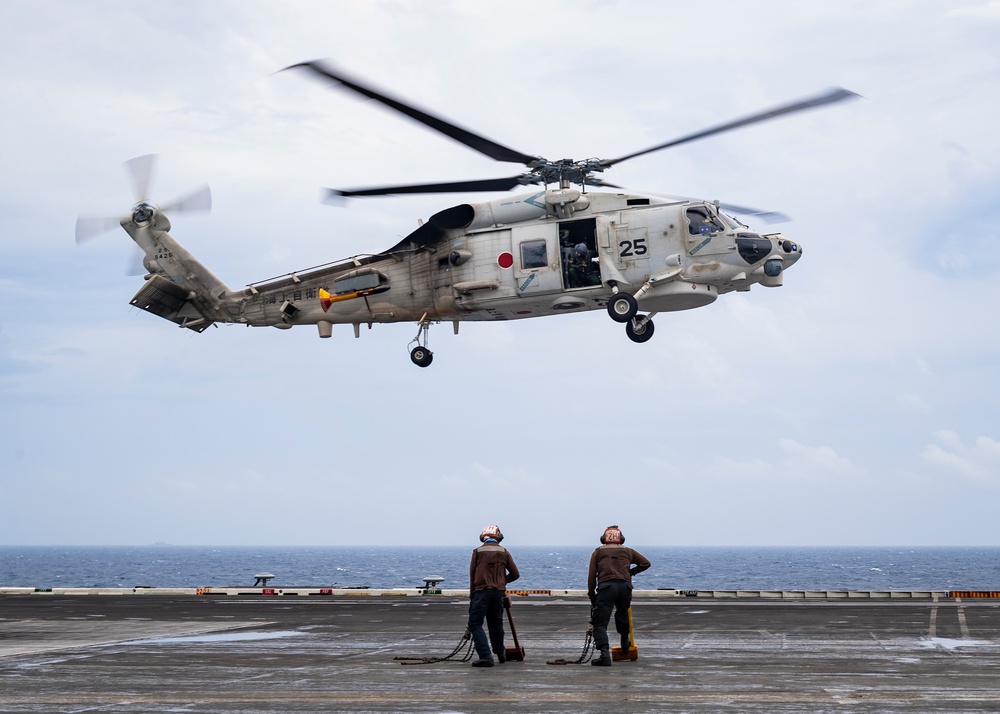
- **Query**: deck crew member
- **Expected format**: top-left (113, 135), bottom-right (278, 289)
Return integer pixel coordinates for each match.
top-left (468, 524), bottom-right (520, 667)
top-left (587, 525), bottom-right (650, 667)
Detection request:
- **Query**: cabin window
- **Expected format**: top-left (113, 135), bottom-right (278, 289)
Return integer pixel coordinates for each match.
top-left (520, 239), bottom-right (548, 270)
top-left (334, 272), bottom-right (381, 293)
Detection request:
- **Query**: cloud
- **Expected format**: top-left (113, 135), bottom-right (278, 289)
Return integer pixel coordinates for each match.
top-left (897, 393), bottom-right (931, 415)
top-left (643, 439), bottom-right (864, 486)
top-left (920, 431), bottom-right (1000, 486)
top-left (947, 2), bottom-right (1000, 20)
top-left (778, 439), bottom-right (866, 479)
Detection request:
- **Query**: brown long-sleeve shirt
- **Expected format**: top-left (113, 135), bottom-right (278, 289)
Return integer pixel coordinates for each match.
top-left (587, 544), bottom-right (651, 598)
top-left (469, 543), bottom-right (520, 594)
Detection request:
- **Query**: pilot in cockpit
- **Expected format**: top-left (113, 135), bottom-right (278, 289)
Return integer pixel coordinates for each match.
top-left (687, 207), bottom-right (724, 235)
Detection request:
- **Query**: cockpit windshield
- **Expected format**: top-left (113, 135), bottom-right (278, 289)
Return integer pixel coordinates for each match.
top-left (720, 212), bottom-right (744, 230)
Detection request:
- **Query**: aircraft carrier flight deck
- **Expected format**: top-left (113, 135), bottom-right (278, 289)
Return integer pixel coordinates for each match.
top-left (2, 589), bottom-right (999, 713)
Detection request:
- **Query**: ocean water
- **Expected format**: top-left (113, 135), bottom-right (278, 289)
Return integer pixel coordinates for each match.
top-left (1, 546), bottom-right (998, 591)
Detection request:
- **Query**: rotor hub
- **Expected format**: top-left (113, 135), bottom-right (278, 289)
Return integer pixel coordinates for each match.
top-left (132, 202), bottom-right (155, 224)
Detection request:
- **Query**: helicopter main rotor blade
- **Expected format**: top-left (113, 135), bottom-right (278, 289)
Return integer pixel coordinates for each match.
top-left (325, 175), bottom-right (534, 200)
top-left (285, 61), bottom-right (539, 166)
top-left (601, 87), bottom-right (860, 168)
top-left (585, 178), bottom-right (624, 189)
top-left (638, 190), bottom-right (790, 223)
top-left (716, 202), bottom-right (789, 224)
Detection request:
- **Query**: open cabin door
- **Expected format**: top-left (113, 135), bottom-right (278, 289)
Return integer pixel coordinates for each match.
top-left (557, 217), bottom-right (600, 289)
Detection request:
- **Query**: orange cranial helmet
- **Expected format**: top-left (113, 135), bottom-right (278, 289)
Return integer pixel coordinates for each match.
top-left (600, 525), bottom-right (624, 545)
top-left (480, 525), bottom-right (504, 543)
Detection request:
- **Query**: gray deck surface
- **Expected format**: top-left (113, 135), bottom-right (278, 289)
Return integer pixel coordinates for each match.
top-left (1, 594), bottom-right (999, 712)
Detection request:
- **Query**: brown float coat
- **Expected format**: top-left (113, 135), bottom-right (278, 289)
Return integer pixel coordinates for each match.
top-left (469, 543), bottom-right (520, 594)
top-left (587, 544), bottom-right (651, 598)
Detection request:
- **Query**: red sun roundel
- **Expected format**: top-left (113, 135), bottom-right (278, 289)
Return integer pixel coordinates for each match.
top-left (497, 252), bottom-right (514, 269)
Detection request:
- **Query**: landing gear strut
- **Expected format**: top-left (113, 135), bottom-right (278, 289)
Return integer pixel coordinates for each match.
top-left (408, 315), bottom-right (434, 367)
top-left (607, 285), bottom-right (656, 343)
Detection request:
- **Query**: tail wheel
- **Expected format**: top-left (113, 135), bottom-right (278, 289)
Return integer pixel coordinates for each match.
top-left (410, 346), bottom-right (434, 367)
top-left (607, 293), bottom-right (638, 323)
top-left (626, 316), bottom-right (655, 343)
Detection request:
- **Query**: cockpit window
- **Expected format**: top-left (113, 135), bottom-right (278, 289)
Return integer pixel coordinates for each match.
top-left (687, 207), bottom-right (725, 235)
top-left (736, 233), bottom-right (772, 264)
top-left (520, 239), bottom-right (548, 269)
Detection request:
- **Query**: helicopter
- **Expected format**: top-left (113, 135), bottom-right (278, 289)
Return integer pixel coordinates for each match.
top-left (76, 61), bottom-right (857, 367)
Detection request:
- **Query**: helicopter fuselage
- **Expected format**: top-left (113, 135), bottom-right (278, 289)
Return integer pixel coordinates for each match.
top-left (226, 189), bottom-right (800, 335)
top-left (123, 188), bottom-right (800, 364)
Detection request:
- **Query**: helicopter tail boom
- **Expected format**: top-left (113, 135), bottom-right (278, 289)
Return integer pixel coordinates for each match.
top-left (123, 215), bottom-right (235, 331)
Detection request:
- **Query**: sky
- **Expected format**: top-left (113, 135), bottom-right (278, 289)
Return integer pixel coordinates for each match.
top-left (1, 0), bottom-right (998, 547)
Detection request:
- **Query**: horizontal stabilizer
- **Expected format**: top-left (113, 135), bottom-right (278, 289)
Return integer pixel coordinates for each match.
top-left (130, 275), bottom-right (213, 332)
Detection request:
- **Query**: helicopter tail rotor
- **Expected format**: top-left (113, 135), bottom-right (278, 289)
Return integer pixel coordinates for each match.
top-left (160, 184), bottom-right (213, 215)
top-left (75, 214), bottom-right (128, 244)
top-left (75, 155), bottom-right (212, 246)
top-left (124, 153), bottom-right (157, 204)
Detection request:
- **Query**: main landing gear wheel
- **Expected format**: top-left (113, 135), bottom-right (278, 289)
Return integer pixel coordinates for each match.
top-left (607, 293), bottom-right (638, 323)
top-left (410, 346), bottom-right (434, 367)
top-left (626, 316), bottom-right (655, 343)
top-left (409, 314), bottom-right (435, 367)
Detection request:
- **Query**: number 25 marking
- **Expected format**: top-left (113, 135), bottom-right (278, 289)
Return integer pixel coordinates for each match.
top-left (619, 237), bottom-right (647, 257)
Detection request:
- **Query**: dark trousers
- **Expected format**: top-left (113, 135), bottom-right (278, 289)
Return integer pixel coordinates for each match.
top-left (592, 579), bottom-right (632, 650)
top-left (468, 588), bottom-right (505, 658)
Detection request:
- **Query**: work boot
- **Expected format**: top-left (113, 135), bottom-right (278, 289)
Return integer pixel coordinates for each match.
top-left (621, 634), bottom-right (631, 651)
top-left (471, 656), bottom-right (495, 667)
top-left (591, 647), bottom-right (612, 666)
top-left (495, 649), bottom-right (506, 664)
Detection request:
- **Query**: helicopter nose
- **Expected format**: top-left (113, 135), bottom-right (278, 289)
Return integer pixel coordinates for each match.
top-left (780, 238), bottom-right (802, 265)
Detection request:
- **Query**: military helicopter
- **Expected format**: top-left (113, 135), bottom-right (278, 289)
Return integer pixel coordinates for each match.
top-left (76, 61), bottom-right (857, 367)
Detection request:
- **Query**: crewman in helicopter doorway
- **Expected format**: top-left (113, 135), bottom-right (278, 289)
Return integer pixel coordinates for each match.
top-left (467, 525), bottom-right (520, 667)
top-left (587, 525), bottom-right (651, 667)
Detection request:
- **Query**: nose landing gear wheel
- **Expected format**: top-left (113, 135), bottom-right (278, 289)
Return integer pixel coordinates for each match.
top-left (607, 293), bottom-right (638, 323)
top-left (626, 316), bottom-right (655, 343)
top-left (410, 346), bottom-right (434, 367)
